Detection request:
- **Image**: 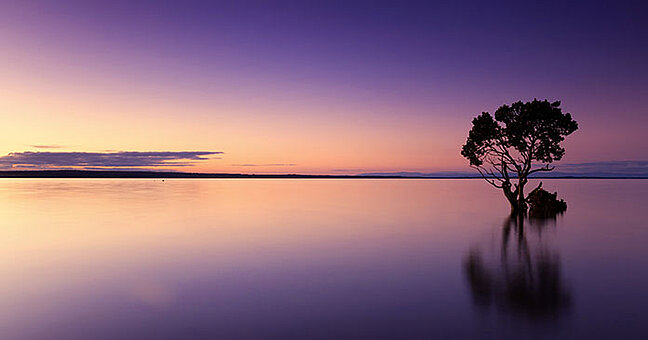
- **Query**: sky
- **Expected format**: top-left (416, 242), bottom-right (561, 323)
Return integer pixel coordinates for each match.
top-left (0, 0), bottom-right (646, 174)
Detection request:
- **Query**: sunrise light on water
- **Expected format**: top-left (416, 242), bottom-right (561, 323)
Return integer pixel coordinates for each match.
top-left (0, 1), bottom-right (646, 339)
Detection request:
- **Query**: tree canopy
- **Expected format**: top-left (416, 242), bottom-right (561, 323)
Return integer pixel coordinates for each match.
top-left (461, 99), bottom-right (578, 213)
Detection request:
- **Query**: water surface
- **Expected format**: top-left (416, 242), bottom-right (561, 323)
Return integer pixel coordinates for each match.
top-left (0, 179), bottom-right (646, 339)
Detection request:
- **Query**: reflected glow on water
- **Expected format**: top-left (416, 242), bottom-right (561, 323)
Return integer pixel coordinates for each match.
top-left (0, 179), bottom-right (646, 339)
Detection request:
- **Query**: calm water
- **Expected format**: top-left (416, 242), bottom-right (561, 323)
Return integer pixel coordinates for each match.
top-left (0, 179), bottom-right (646, 339)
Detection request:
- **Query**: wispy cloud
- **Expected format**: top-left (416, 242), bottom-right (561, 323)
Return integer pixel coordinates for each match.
top-left (231, 163), bottom-right (296, 167)
top-left (0, 151), bottom-right (222, 169)
top-left (332, 169), bottom-right (363, 172)
top-left (359, 161), bottom-right (648, 178)
top-left (359, 171), bottom-right (476, 177)
top-left (30, 145), bottom-right (65, 149)
top-left (556, 160), bottom-right (648, 176)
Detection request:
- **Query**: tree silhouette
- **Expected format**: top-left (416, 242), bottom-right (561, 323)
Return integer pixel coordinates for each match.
top-left (461, 99), bottom-right (578, 214)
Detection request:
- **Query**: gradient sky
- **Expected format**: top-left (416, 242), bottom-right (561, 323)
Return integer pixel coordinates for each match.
top-left (0, 0), bottom-right (646, 174)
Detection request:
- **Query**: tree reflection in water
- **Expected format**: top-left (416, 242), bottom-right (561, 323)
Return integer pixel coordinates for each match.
top-left (464, 214), bottom-right (571, 320)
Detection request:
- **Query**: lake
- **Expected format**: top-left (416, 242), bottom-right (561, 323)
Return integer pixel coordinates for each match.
top-left (0, 179), bottom-right (646, 339)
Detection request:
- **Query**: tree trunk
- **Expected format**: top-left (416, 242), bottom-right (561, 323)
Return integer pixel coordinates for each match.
top-left (509, 203), bottom-right (519, 214)
top-left (503, 177), bottom-right (529, 216)
top-left (517, 179), bottom-right (527, 214)
top-left (502, 185), bottom-right (519, 215)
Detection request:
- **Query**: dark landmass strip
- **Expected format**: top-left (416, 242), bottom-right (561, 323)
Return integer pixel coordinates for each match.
top-left (0, 170), bottom-right (412, 179)
top-left (0, 170), bottom-right (645, 179)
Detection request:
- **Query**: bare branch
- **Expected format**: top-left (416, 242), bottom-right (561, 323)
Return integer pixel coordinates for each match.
top-left (528, 164), bottom-right (555, 175)
top-left (473, 166), bottom-right (504, 188)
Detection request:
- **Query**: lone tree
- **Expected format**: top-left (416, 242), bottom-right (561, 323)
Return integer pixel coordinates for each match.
top-left (461, 99), bottom-right (578, 214)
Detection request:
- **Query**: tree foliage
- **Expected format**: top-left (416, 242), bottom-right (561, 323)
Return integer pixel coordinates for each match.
top-left (461, 99), bottom-right (578, 213)
top-left (527, 187), bottom-right (567, 218)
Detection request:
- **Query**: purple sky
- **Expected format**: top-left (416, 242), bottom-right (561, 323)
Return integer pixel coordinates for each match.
top-left (0, 1), bottom-right (646, 173)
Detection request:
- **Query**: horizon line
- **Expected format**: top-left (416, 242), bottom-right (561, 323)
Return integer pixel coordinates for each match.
top-left (0, 169), bottom-right (646, 180)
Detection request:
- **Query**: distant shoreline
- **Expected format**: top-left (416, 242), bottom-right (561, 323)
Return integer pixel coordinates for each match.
top-left (0, 170), bottom-right (645, 179)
